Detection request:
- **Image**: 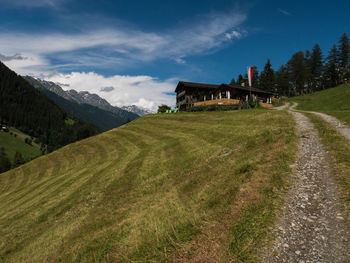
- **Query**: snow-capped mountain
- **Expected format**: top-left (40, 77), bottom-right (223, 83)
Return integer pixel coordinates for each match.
top-left (24, 76), bottom-right (153, 117)
top-left (23, 76), bottom-right (139, 121)
top-left (121, 105), bottom-right (153, 116)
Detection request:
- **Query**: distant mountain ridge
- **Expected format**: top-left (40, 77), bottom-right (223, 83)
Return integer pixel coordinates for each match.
top-left (24, 76), bottom-right (139, 131)
top-left (0, 62), bottom-right (98, 152)
top-left (24, 76), bottom-right (151, 116)
top-left (121, 105), bottom-right (153, 116)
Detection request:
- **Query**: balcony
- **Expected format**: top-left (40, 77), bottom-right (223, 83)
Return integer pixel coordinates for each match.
top-left (194, 98), bottom-right (240, 107)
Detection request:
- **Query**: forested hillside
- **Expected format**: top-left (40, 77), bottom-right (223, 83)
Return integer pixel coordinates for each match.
top-left (0, 62), bottom-right (98, 152)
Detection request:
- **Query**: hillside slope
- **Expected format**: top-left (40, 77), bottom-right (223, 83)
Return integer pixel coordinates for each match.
top-left (0, 62), bottom-right (98, 151)
top-left (289, 82), bottom-right (350, 124)
top-left (0, 110), bottom-right (296, 262)
top-left (0, 128), bottom-right (41, 163)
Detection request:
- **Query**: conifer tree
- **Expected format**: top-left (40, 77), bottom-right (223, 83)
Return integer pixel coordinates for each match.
top-left (323, 44), bottom-right (339, 88)
top-left (229, 77), bottom-right (236, 85)
top-left (287, 51), bottom-right (308, 95)
top-left (237, 74), bottom-right (244, 85)
top-left (309, 44), bottom-right (324, 91)
top-left (304, 50), bottom-right (312, 93)
top-left (338, 33), bottom-right (350, 82)
top-left (251, 66), bottom-right (260, 88)
top-left (275, 65), bottom-right (291, 97)
top-left (259, 59), bottom-right (275, 93)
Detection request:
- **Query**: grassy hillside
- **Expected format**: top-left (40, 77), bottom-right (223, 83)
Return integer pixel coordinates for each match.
top-left (289, 82), bottom-right (350, 124)
top-left (0, 110), bottom-right (296, 262)
top-left (0, 128), bottom-right (41, 162)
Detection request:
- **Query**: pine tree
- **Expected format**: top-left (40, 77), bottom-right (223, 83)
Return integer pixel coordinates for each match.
top-left (251, 66), bottom-right (260, 88)
top-left (323, 45), bottom-right (339, 88)
top-left (309, 44), bottom-right (324, 91)
top-left (229, 77), bottom-right (236, 85)
top-left (287, 51), bottom-right (308, 95)
top-left (259, 59), bottom-right (275, 93)
top-left (237, 74), bottom-right (244, 85)
top-left (275, 65), bottom-right (291, 97)
top-left (304, 50), bottom-right (312, 93)
top-left (338, 33), bottom-right (350, 82)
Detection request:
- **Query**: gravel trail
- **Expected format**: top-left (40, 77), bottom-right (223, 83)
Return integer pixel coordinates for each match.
top-left (309, 111), bottom-right (350, 142)
top-left (263, 109), bottom-right (350, 262)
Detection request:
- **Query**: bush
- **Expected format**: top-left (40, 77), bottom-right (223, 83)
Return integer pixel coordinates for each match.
top-left (13, 152), bottom-right (25, 167)
top-left (157, 104), bottom-right (171, 113)
top-left (24, 138), bottom-right (32, 146)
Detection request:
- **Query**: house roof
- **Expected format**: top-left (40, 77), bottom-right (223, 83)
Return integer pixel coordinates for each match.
top-left (218, 84), bottom-right (274, 95)
top-left (175, 81), bottom-right (274, 95)
top-left (175, 81), bottom-right (219, 92)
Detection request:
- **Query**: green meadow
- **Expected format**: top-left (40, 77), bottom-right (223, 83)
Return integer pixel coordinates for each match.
top-left (289, 82), bottom-right (350, 124)
top-left (0, 110), bottom-right (296, 262)
top-left (0, 127), bottom-right (41, 163)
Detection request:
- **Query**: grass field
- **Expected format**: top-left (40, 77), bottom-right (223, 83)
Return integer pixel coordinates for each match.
top-left (0, 128), bottom-right (41, 162)
top-left (306, 113), bottom-right (350, 217)
top-left (0, 110), bottom-right (296, 262)
top-left (289, 82), bottom-right (350, 124)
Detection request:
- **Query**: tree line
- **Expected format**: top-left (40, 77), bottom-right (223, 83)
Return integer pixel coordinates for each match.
top-left (231, 33), bottom-right (350, 97)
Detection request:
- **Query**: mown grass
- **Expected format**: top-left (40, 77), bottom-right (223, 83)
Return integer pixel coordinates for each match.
top-left (288, 82), bottom-right (350, 124)
top-left (305, 113), bottom-right (350, 215)
top-left (0, 128), bottom-right (41, 162)
top-left (0, 109), bottom-right (296, 262)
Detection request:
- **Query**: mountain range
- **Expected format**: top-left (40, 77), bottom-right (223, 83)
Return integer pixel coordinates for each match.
top-left (0, 61), bottom-right (98, 153)
top-left (24, 76), bottom-right (142, 131)
top-left (24, 77), bottom-right (152, 116)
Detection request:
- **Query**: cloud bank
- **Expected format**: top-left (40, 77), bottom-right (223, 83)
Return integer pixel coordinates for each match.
top-left (0, 8), bottom-right (247, 74)
top-left (46, 72), bottom-right (177, 112)
top-left (0, 8), bottom-right (248, 110)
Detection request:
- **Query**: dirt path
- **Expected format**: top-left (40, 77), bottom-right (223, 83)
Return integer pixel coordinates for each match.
top-left (309, 111), bottom-right (350, 142)
top-left (264, 107), bottom-right (350, 262)
top-left (273, 102), bottom-right (290, 111)
top-left (290, 102), bottom-right (350, 142)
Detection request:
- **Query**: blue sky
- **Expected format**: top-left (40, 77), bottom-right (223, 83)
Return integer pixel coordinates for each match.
top-left (0, 0), bottom-right (349, 110)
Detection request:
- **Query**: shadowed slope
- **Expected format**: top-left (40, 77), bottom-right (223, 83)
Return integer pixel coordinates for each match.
top-left (0, 110), bottom-right (296, 262)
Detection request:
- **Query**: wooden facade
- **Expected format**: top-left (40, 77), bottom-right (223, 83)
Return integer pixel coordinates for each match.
top-left (175, 81), bottom-right (274, 111)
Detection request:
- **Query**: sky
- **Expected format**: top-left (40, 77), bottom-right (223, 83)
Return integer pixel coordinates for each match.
top-left (0, 0), bottom-right (349, 111)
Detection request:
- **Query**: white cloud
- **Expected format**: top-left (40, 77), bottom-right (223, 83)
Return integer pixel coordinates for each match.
top-left (278, 8), bottom-right (291, 16)
top-left (44, 72), bottom-right (177, 112)
top-left (225, 29), bottom-right (246, 40)
top-left (0, 8), bottom-right (247, 73)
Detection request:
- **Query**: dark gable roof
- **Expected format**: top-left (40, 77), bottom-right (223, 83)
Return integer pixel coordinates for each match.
top-left (175, 81), bottom-right (274, 96)
top-left (175, 81), bottom-right (219, 92)
top-left (219, 84), bottom-right (274, 95)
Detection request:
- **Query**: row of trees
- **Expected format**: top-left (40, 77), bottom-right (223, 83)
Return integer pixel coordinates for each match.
top-left (231, 33), bottom-right (350, 97)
